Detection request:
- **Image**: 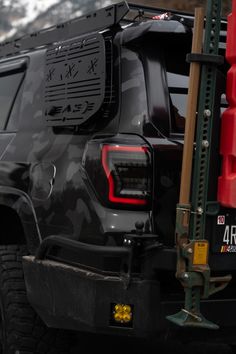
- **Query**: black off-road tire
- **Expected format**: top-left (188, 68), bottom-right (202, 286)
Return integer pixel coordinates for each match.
top-left (0, 244), bottom-right (74, 354)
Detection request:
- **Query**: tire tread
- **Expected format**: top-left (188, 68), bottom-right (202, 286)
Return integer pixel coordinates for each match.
top-left (0, 245), bottom-right (73, 354)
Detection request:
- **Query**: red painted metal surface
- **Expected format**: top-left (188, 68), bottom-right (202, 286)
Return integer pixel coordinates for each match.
top-left (218, 0), bottom-right (236, 207)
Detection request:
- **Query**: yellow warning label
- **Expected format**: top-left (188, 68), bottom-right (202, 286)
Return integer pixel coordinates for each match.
top-left (193, 241), bottom-right (208, 265)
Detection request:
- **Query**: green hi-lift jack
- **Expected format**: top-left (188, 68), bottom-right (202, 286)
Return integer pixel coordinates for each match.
top-left (166, 0), bottom-right (232, 329)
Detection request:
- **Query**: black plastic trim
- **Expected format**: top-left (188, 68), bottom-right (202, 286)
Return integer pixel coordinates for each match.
top-left (186, 53), bottom-right (224, 66)
top-left (0, 58), bottom-right (28, 75)
top-left (36, 235), bottom-right (132, 274)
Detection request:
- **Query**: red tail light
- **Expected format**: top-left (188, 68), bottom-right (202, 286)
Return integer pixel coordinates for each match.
top-left (101, 145), bottom-right (151, 205)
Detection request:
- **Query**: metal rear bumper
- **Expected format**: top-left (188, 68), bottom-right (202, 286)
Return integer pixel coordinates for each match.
top-left (22, 255), bottom-right (161, 337)
top-left (22, 236), bottom-right (236, 338)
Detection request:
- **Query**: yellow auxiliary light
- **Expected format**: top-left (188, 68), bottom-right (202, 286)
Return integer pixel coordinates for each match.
top-left (113, 303), bottom-right (132, 324)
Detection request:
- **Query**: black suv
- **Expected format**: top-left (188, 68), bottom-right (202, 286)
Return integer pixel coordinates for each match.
top-left (0, 1), bottom-right (233, 353)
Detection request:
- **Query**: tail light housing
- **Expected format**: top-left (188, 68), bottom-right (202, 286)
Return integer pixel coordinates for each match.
top-left (102, 145), bottom-right (150, 205)
top-left (83, 141), bottom-right (151, 209)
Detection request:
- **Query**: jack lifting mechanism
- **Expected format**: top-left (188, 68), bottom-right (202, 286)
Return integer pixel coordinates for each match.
top-left (166, 0), bottom-right (235, 329)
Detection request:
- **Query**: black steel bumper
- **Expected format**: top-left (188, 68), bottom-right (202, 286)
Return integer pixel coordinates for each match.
top-left (22, 235), bottom-right (162, 337)
top-left (23, 258), bottom-right (161, 336)
top-left (22, 236), bottom-right (236, 338)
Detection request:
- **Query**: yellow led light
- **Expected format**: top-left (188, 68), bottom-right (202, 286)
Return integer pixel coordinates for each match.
top-left (123, 313), bottom-right (132, 323)
top-left (123, 305), bottom-right (131, 313)
top-left (114, 312), bottom-right (123, 322)
top-left (114, 304), bottom-right (123, 312)
top-left (113, 303), bottom-right (132, 323)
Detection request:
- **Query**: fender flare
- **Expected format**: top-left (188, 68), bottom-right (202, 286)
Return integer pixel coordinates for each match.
top-left (0, 186), bottom-right (41, 253)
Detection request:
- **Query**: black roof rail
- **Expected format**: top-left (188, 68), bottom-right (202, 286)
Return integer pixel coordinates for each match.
top-left (0, 1), bottom-right (129, 58)
top-left (126, 2), bottom-right (227, 49)
top-left (127, 2), bottom-right (194, 18)
top-left (127, 2), bottom-right (228, 20)
top-left (126, 2), bottom-right (227, 27)
top-left (122, 3), bottom-right (194, 28)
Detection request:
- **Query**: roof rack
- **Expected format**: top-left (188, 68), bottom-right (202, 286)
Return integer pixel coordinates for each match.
top-left (126, 2), bottom-right (227, 49)
top-left (127, 2), bottom-right (194, 18)
top-left (0, 1), bottom-right (129, 58)
top-left (127, 2), bottom-right (228, 21)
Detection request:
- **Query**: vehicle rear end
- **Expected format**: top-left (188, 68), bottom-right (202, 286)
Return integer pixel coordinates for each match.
top-left (22, 5), bottom-right (236, 342)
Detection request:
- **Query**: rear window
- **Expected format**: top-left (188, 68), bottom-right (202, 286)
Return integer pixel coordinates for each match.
top-left (167, 72), bottom-right (189, 134)
top-left (167, 70), bottom-right (227, 135)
